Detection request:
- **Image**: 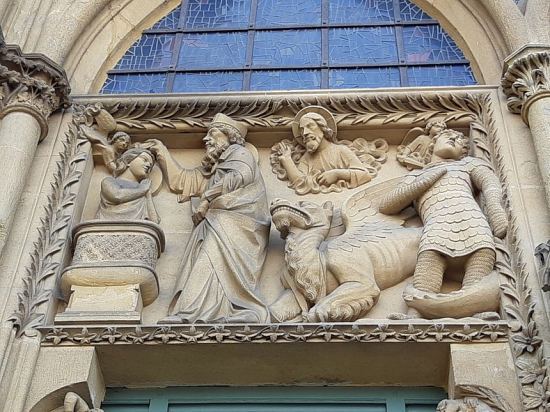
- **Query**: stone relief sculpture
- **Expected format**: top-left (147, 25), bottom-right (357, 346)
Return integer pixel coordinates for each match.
top-left (396, 120), bottom-right (447, 170)
top-left (436, 398), bottom-right (496, 412)
top-left (80, 104), bottom-right (128, 175)
top-left (149, 113), bottom-right (271, 324)
top-left (56, 122), bottom-right (165, 325)
top-left (269, 177), bottom-right (424, 322)
top-left (96, 148), bottom-right (160, 223)
top-left (270, 106), bottom-right (388, 194)
top-left (50, 392), bottom-right (103, 412)
top-left (380, 128), bottom-right (508, 319)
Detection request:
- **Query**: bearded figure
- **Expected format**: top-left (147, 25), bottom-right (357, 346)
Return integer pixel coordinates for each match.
top-left (271, 106), bottom-right (387, 194)
top-left (149, 113), bottom-right (270, 323)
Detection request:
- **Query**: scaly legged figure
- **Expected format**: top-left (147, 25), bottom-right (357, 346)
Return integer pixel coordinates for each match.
top-left (413, 250), bottom-right (446, 293)
top-left (462, 248), bottom-right (495, 289)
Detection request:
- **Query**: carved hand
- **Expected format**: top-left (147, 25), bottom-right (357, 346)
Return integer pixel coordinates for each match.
top-left (277, 141), bottom-right (293, 161)
top-left (318, 169), bottom-right (345, 186)
top-left (192, 199), bottom-right (209, 226)
top-left (146, 139), bottom-right (169, 159)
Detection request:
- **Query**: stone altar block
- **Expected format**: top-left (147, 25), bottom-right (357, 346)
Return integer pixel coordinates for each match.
top-left (55, 220), bottom-right (165, 324)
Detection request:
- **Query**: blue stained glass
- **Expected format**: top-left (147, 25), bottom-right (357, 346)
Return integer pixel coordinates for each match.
top-left (173, 72), bottom-right (243, 92)
top-left (329, 67), bottom-right (401, 88)
top-left (115, 34), bottom-right (174, 70)
top-left (329, 27), bottom-right (398, 64)
top-left (329, 0), bottom-right (394, 24)
top-left (407, 65), bottom-right (476, 86)
top-left (250, 70), bottom-right (321, 90)
top-left (185, 0), bottom-right (251, 29)
top-left (178, 32), bottom-right (247, 69)
top-left (101, 74), bottom-right (167, 94)
top-left (255, 0), bottom-right (321, 27)
top-left (399, 0), bottom-right (432, 20)
top-left (151, 6), bottom-right (181, 29)
top-left (253, 30), bottom-right (321, 67)
top-left (403, 26), bottom-right (465, 63)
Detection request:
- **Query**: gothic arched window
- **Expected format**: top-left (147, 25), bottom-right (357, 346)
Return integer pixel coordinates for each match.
top-left (101, 0), bottom-right (476, 93)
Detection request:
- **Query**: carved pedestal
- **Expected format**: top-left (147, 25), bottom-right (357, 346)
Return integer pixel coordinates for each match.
top-left (55, 220), bottom-right (165, 324)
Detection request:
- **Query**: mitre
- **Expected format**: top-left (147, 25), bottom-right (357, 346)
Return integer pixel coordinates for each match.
top-left (210, 113), bottom-right (248, 140)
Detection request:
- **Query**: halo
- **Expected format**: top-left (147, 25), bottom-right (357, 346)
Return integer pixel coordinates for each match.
top-left (291, 106), bottom-right (337, 140)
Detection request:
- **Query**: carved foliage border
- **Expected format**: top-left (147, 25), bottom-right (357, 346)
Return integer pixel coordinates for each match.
top-left (39, 322), bottom-right (508, 345)
top-left (8, 107), bottom-right (90, 336)
top-left (97, 93), bottom-right (480, 130)
top-left (473, 95), bottom-right (549, 411)
top-left (9, 91), bottom-right (547, 410)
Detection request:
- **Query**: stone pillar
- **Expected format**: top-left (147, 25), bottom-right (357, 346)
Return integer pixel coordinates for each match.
top-left (0, 44), bottom-right (70, 256)
top-left (502, 44), bottom-right (550, 207)
top-left (440, 343), bottom-right (522, 411)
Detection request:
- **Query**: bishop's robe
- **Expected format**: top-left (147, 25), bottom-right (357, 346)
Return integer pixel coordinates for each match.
top-left (168, 144), bottom-right (271, 323)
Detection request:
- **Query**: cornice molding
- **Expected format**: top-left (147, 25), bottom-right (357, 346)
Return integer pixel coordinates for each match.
top-left (501, 45), bottom-right (550, 124)
top-left (0, 44), bottom-right (71, 140)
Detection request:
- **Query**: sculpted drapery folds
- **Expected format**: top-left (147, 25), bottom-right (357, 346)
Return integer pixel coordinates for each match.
top-left (380, 128), bottom-right (508, 319)
top-left (271, 106), bottom-right (388, 194)
top-left (150, 113), bottom-right (271, 324)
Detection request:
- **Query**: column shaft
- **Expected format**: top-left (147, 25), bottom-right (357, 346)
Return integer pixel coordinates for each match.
top-left (0, 111), bottom-right (41, 253)
top-left (527, 98), bottom-right (550, 205)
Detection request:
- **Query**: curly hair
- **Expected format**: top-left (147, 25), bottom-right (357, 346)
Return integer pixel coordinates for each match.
top-left (424, 120), bottom-right (447, 134)
top-left (215, 125), bottom-right (245, 146)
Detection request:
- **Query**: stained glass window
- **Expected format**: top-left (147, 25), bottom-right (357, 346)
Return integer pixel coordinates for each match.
top-left (185, 0), bottom-right (250, 29)
top-left (101, 0), bottom-right (477, 93)
top-left (253, 30), bottom-right (322, 67)
top-left (256, 0), bottom-right (321, 27)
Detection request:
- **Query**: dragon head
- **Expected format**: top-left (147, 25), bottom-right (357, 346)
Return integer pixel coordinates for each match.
top-left (270, 198), bottom-right (333, 239)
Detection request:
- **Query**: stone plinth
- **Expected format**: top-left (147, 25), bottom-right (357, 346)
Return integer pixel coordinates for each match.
top-left (55, 220), bottom-right (165, 325)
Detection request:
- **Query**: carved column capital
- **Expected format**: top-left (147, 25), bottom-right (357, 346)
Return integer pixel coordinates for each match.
top-left (0, 44), bottom-right (71, 140)
top-left (501, 44), bottom-right (550, 124)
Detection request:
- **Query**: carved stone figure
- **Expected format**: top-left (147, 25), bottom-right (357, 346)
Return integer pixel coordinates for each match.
top-left (150, 113), bottom-right (271, 323)
top-left (50, 392), bottom-right (103, 412)
top-left (271, 106), bottom-right (388, 194)
top-left (96, 147), bottom-right (160, 223)
top-left (380, 128), bottom-right (508, 318)
top-left (396, 120), bottom-right (447, 169)
top-left (269, 177), bottom-right (424, 322)
top-left (80, 105), bottom-right (128, 175)
top-left (437, 398), bottom-right (495, 412)
top-left (56, 146), bottom-right (164, 324)
top-left (535, 240), bottom-right (550, 291)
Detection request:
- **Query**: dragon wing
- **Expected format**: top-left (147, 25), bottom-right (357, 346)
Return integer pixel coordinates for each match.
top-left (327, 176), bottom-right (417, 249)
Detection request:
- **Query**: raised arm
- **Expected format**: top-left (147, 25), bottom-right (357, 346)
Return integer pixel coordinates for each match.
top-left (379, 168), bottom-right (446, 214)
top-left (277, 141), bottom-right (305, 184)
top-left (147, 139), bottom-right (186, 193)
